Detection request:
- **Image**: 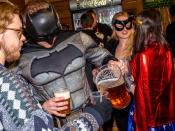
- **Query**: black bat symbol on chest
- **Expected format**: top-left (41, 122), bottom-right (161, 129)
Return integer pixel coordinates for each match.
top-left (31, 44), bottom-right (83, 77)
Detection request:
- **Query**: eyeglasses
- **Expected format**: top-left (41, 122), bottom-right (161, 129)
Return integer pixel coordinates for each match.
top-left (5, 28), bottom-right (23, 39)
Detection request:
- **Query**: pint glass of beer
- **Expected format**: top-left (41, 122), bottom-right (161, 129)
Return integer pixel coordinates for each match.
top-left (93, 64), bottom-right (131, 109)
top-left (54, 89), bottom-right (71, 115)
top-left (106, 77), bottom-right (131, 109)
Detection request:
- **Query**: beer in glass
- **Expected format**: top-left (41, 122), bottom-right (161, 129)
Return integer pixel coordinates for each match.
top-left (106, 77), bottom-right (130, 109)
top-left (54, 89), bottom-right (70, 114)
top-left (93, 64), bottom-right (130, 109)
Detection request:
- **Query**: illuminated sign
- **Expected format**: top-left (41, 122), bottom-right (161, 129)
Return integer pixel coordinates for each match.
top-left (82, 0), bottom-right (107, 8)
top-left (143, 0), bottom-right (172, 9)
top-left (69, 0), bottom-right (121, 11)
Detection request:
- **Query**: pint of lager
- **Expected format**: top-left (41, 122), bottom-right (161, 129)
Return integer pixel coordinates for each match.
top-left (54, 89), bottom-right (71, 114)
top-left (93, 64), bottom-right (131, 110)
top-left (106, 76), bottom-right (131, 109)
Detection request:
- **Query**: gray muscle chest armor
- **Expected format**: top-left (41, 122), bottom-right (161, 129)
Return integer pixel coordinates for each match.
top-left (13, 32), bottom-right (111, 110)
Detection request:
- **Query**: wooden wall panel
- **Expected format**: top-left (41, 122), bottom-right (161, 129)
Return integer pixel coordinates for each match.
top-left (51, 0), bottom-right (73, 30)
top-left (122, 0), bottom-right (142, 15)
top-left (9, 0), bottom-right (25, 10)
top-left (56, 9), bottom-right (71, 18)
top-left (136, 0), bottom-right (143, 14)
top-left (52, 1), bottom-right (70, 10)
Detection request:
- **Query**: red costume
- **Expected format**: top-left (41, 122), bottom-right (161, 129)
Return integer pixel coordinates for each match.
top-left (130, 41), bottom-right (175, 131)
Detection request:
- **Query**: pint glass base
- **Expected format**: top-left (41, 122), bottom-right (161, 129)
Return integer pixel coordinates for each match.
top-left (59, 108), bottom-right (70, 115)
top-left (106, 83), bottom-right (131, 110)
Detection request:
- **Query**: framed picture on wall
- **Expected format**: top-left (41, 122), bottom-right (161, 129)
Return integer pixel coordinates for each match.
top-left (143, 0), bottom-right (172, 9)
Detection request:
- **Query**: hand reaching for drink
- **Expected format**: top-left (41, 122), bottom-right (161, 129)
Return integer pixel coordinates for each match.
top-left (108, 59), bottom-right (128, 75)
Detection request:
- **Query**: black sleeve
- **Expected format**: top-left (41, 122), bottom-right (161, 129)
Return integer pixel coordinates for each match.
top-left (166, 23), bottom-right (175, 57)
top-left (102, 39), bottom-right (119, 65)
top-left (102, 55), bottom-right (118, 65)
top-left (98, 23), bottom-right (112, 37)
top-left (104, 39), bottom-right (118, 55)
top-left (104, 24), bottom-right (113, 36)
top-left (166, 22), bottom-right (175, 44)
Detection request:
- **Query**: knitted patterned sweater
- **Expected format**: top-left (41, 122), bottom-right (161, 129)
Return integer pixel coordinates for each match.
top-left (0, 64), bottom-right (101, 131)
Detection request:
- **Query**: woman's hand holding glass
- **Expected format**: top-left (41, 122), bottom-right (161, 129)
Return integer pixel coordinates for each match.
top-left (108, 60), bottom-right (125, 74)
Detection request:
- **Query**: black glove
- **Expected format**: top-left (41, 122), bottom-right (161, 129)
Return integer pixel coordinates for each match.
top-left (84, 98), bottom-right (112, 125)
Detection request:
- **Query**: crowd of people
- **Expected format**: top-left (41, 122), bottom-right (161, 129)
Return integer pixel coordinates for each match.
top-left (0, 0), bottom-right (175, 131)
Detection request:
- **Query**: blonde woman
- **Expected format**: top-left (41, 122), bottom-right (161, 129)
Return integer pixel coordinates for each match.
top-left (103, 12), bottom-right (135, 131)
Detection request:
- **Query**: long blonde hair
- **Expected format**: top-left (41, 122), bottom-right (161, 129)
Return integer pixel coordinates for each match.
top-left (110, 12), bottom-right (135, 59)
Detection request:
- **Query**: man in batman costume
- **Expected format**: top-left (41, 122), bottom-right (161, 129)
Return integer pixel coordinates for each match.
top-left (12, 0), bottom-right (121, 128)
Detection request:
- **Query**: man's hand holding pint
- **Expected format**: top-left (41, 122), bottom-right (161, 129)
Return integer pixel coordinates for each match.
top-left (42, 97), bottom-right (69, 117)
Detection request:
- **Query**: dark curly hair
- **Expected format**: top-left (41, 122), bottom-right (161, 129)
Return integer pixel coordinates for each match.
top-left (80, 13), bottom-right (94, 29)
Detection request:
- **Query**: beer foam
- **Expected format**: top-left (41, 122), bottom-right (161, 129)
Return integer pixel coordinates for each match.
top-left (97, 78), bottom-right (118, 86)
top-left (54, 90), bottom-right (70, 99)
top-left (94, 67), bottom-right (120, 85)
top-left (97, 76), bottom-right (124, 88)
